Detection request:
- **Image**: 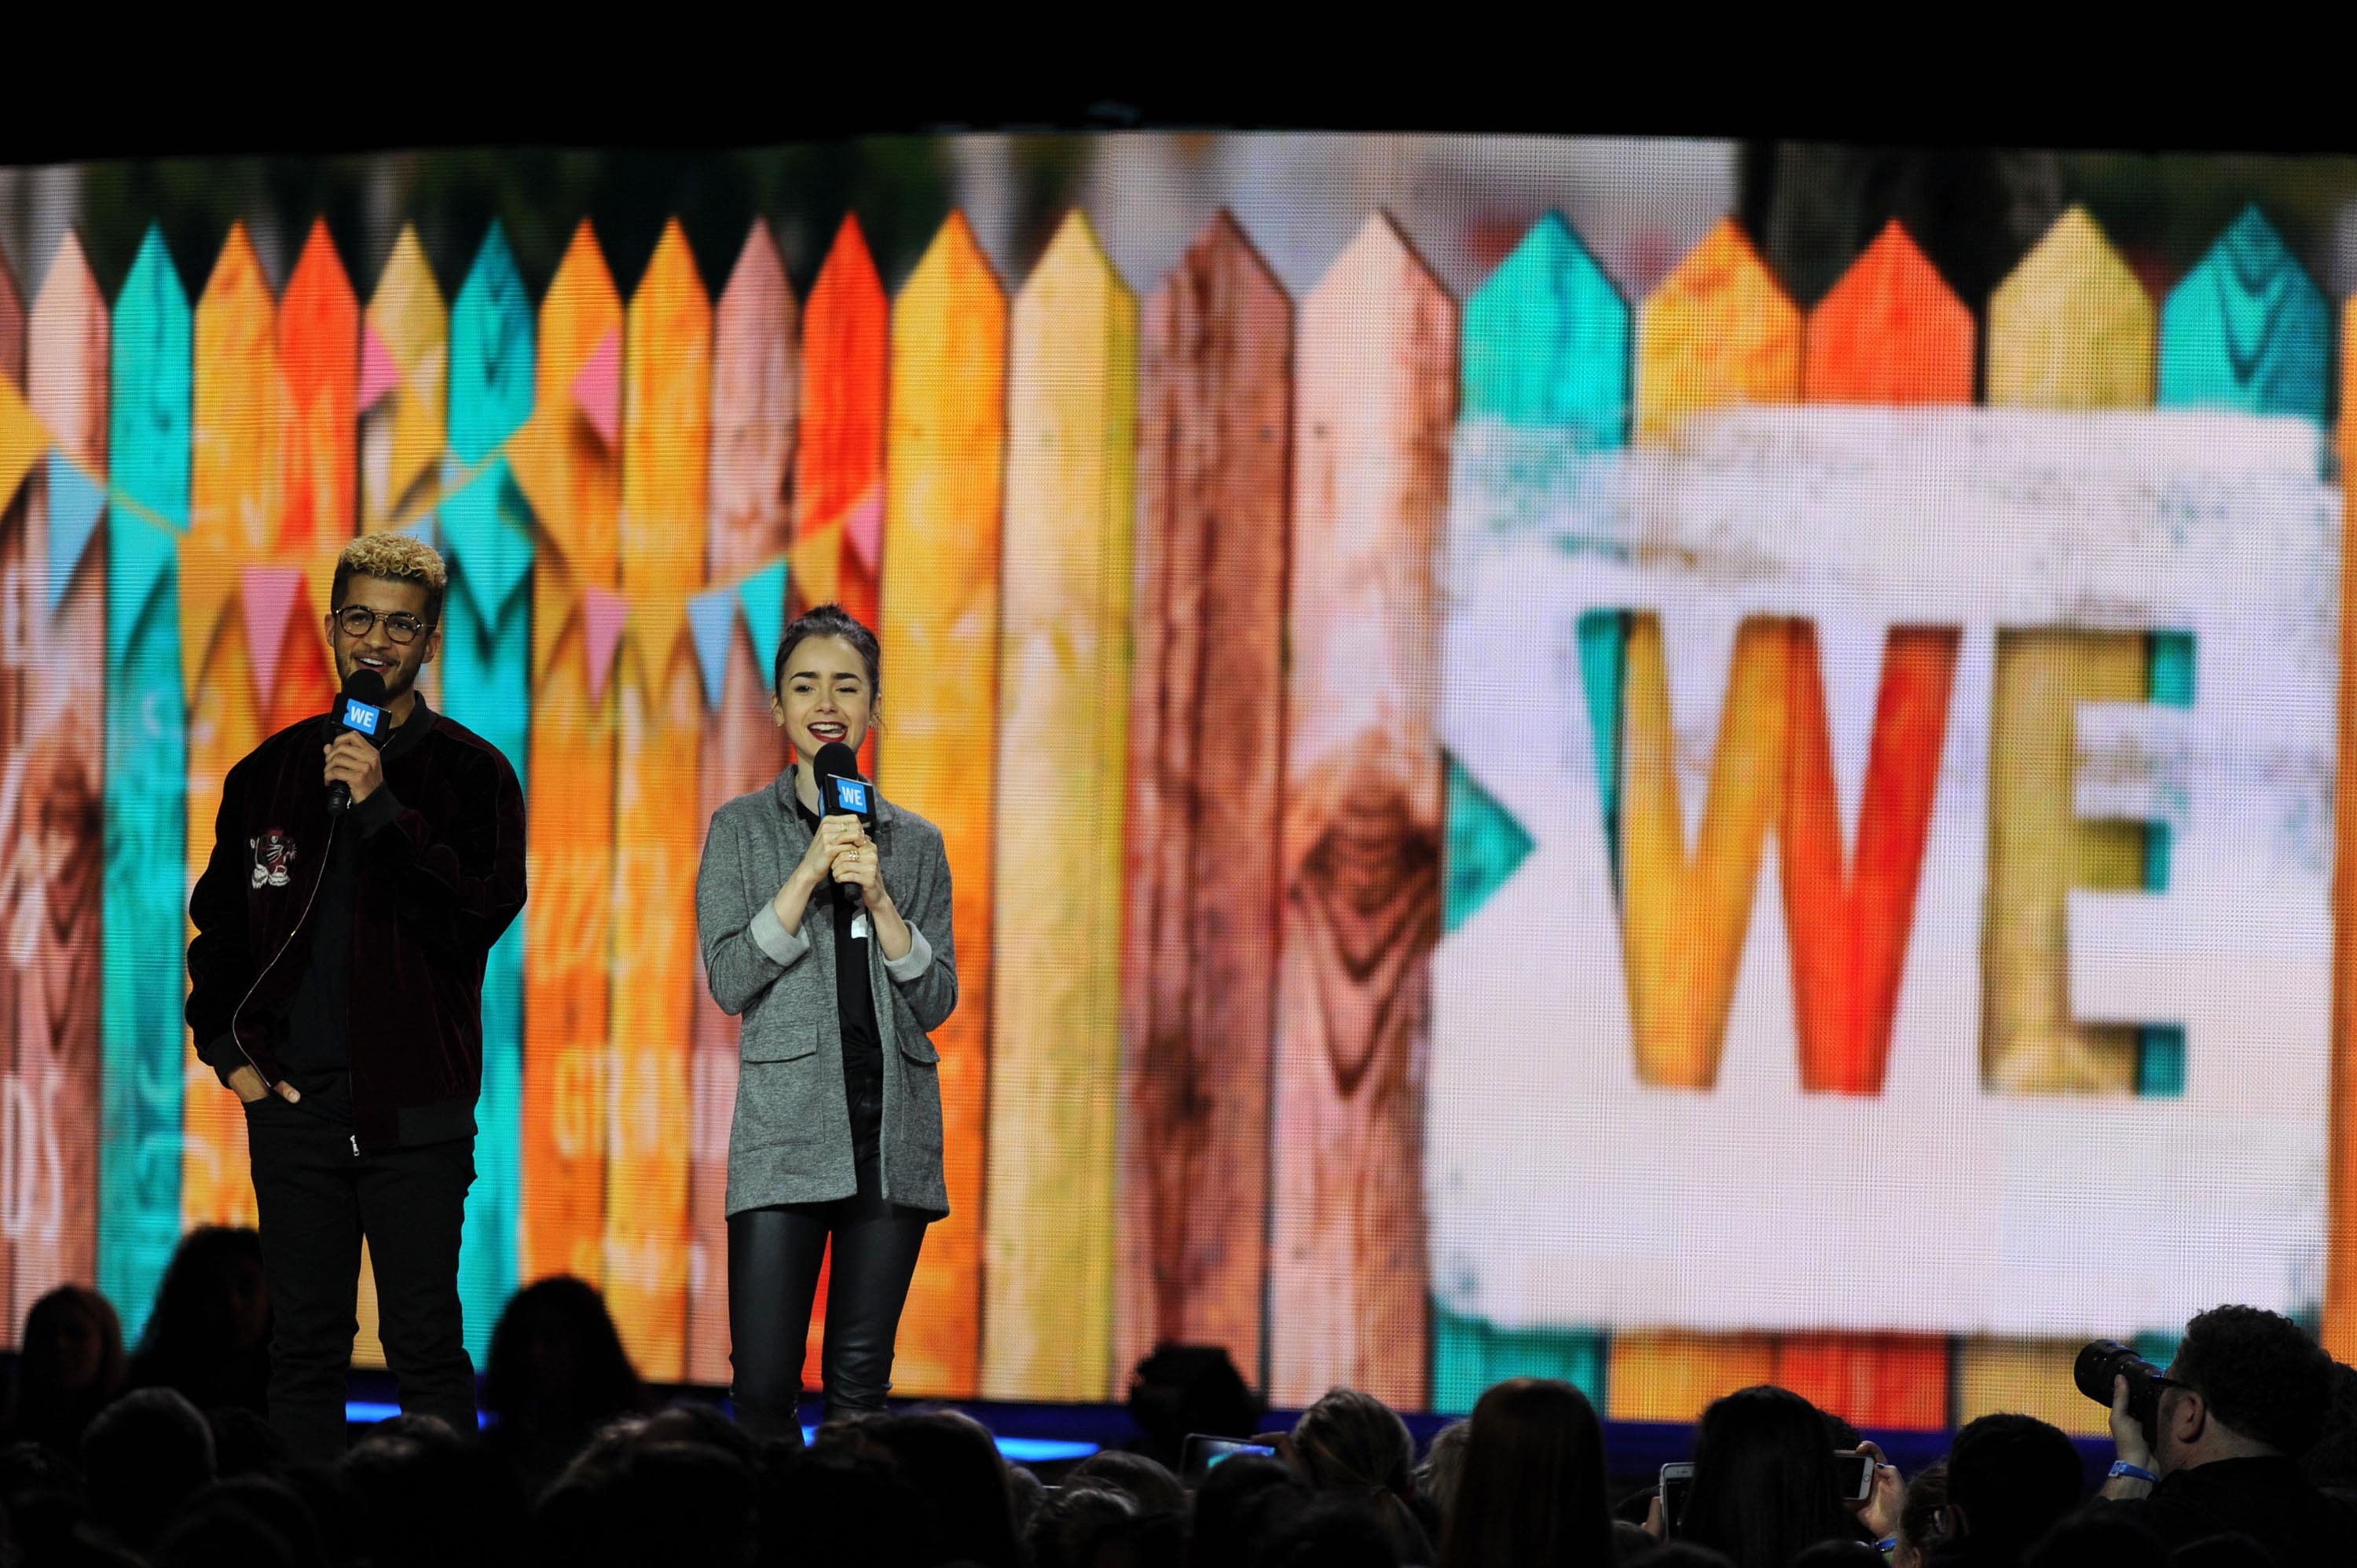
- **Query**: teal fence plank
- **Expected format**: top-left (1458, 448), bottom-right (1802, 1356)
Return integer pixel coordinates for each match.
top-left (1439, 212), bottom-right (1630, 1409)
top-left (2157, 206), bottom-right (2331, 424)
top-left (442, 223), bottom-right (536, 1359)
top-left (2153, 207), bottom-right (2329, 1097)
top-left (1432, 1301), bottom-right (1608, 1416)
top-left (101, 228), bottom-right (192, 1343)
top-left (1463, 213), bottom-right (1632, 444)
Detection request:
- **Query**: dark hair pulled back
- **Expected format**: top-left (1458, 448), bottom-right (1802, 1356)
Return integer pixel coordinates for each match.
top-left (772, 603), bottom-right (882, 721)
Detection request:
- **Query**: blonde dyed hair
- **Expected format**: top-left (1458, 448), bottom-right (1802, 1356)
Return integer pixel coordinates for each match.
top-left (332, 533), bottom-right (448, 624)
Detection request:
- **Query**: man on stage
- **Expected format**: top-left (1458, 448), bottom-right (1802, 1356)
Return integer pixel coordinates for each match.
top-left (187, 534), bottom-right (526, 1450)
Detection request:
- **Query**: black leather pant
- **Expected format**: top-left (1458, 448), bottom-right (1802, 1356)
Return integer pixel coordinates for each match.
top-left (727, 1146), bottom-right (926, 1445)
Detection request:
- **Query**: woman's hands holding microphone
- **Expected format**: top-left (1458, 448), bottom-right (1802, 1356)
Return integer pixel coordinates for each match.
top-left (790, 813), bottom-right (870, 902)
top-left (773, 811), bottom-right (912, 961)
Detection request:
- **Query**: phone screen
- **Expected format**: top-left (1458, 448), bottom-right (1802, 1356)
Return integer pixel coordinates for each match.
top-left (1835, 1449), bottom-right (1875, 1501)
top-left (1182, 1433), bottom-right (1277, 1483)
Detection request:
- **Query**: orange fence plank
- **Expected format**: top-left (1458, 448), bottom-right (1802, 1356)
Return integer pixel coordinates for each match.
top-left (877, 212), bottom-right (1004, 1398)
top-left (1611, 215), bottom-right (1802, 1422)
top-left (1116, 211), bottom-right (1291, 1391)
top-left (690, 221), bottom-right (797, 1387)
top-left (788, 215), bottom-right (891, 1383)
top-left (794, 217), bottom-right (887, 729)
top-left (1268, 216), bottom-right (1453, 1408)
top-left (275, 218), bottom-right (357, 724)
top-left (1790, 219), bottom-right (1970, 1422)
top-left (181, 225), bottom-right (280, 1233)
top-left (1634, 217), bottom-right (1801, 442)
top-left (511, 223), bottom-right (624, 1293)
top-left (606, 221), bottom-right (711, 1380)
top-left (1609, 1332), bottom-right (1776, 1423)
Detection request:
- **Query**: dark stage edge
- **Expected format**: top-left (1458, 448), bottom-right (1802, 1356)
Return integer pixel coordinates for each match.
top-left (339, 1368), bottom-right (2128, 1493)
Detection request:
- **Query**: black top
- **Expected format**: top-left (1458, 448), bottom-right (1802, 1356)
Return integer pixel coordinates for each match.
top-left (275, 697), bottom-right (435, 1126)
top-left (792, 786), bottom-right (883, 1165)
top-left (2105, 1454), bottom-right (2357, 1564)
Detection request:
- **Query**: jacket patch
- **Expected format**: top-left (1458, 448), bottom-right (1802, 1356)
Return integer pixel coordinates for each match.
top-left (250, 828), bottom-right (298, 889)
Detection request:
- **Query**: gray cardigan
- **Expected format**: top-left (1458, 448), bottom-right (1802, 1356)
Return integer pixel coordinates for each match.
top-left (695, 774), bottom-right (958, 1219)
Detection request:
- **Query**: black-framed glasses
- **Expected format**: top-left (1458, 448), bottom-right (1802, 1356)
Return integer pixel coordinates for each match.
top-left (333, 606), bottom-right (434, 643)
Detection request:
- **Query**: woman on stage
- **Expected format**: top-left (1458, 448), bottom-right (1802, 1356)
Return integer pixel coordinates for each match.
top-left (695, 603), bottom-right (959, 1443)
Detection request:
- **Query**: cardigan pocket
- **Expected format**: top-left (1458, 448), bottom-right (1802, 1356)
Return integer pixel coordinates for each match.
top-left (896, 1031), bottom-right (940, 1065)
top-left (743, 1021), bottom-right (820, 1064)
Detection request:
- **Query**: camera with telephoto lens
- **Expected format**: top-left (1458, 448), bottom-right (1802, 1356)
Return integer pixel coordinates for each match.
top-left (2074, 1339), bottom-right (2168, 1438)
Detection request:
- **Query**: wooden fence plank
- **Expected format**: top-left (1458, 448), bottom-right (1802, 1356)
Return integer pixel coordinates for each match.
top-left (1634, 217), bottom-right (1801, 442)
top-left (2155, 206), bottom-right (2333, 1351)
top-left (361, 228), bottom-right (447, 537)
top-left (983, 211), bottom-right (1137, 1400)
top-left (357, 225), bottom-right (445, 704)
top-left (3, 236), bottom-right (110, 1325)
top-left (1956, 205), bottom-right (2161, 1414)
top-left (101, 227), bottom-right (191, 1343)
top-left (273, 219), bottom-right (371, 1361)
top-left (1775, 1333), bottom-right (1951, 1431)
top-left (181, 223), bottom-right (280, 1233)
top-left (691, 220), bottom-right (797, 1387)
top-left (0, 251), bottom-right (24, 1317)
top-left (607, 219), bottom-right (710, 1380)
top-left (784, 216), bottom-right (891, 1378)
top-left (1956, 1336), bottom-right (2108, 1435)
top-left (2157, 208), bottom-right (2329, 1086)
top-left (795, 218), bottom-right (888, 779)
top-left (271, 221), bottom-right (354, 731)
top-left (1611, 214), bottom-right (1801, 1423)
top-left (1793, 221), bottom-right (1966, 1095)
top-left (1609, 1330), bottom-right (1776, 1423)
top-left (1268, 214), bottom-right (1453, 1408)
top-left (1981, 207), bottom-right (2153, 1095)
top-left (1115, 211), bottom-right (1290, 1393)
top-left (1801, 219), bottom-right (1974, 406)
top-left (352, 225), bottom-right (447, 1372)
top-left (1434, 211), bottom-right (1626, 1413)
top-left (2336, 286), bottom-right (2357, 1364)
top-left (877, 211), bottom-right (1003, 1397)
top-left (1782, 218), bottom-right (1969, 1426)
top-left (443, 222), bottom-right (535, 1364)
top-left (510, 222), bottom-right (623, 1293)
top-left (2158, 207), bottom-right (2331, 421)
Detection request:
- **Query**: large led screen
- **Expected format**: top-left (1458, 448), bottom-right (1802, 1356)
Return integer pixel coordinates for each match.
top-left (0, 137), bottom-right (2348, 1435)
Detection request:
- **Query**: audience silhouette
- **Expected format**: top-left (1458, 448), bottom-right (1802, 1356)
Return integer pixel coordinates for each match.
top-left (8, 1265), bottom-right (2356, 1567)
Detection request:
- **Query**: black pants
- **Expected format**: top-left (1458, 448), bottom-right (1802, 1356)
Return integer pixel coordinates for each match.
top-left (244, 1101), bottom-right (478, 1453)
top-left (728, 1149), bottom-right (927, 1445)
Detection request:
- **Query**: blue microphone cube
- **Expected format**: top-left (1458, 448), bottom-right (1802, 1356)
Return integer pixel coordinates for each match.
top-left (341, 698), bottom-right (385, 738)
top-left (830, 777), bottom-right (870, 814)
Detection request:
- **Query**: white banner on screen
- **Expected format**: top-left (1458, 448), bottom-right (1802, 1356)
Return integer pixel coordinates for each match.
top-left (1430, 407), bottom-right (2340, 1338)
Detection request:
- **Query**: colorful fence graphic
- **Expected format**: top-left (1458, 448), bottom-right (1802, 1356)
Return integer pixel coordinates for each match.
top-left (0, 181), bottom-right (2351, 1437)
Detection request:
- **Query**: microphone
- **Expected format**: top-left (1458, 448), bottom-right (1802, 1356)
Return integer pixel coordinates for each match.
top-left (326, 668), bottom-right (390, 816)
top-left (813, 741), bottom-right (875, 907)
top-left (812, 741), bottom-right (875, 828)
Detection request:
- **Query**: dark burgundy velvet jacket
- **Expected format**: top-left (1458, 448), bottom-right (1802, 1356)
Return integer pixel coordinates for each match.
top-left (185, 700), bottom-right (526, 1152)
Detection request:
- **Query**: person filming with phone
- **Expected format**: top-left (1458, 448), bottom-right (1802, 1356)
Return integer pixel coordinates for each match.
top-left (2083, 1304), bottom-right (2355, 1559)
